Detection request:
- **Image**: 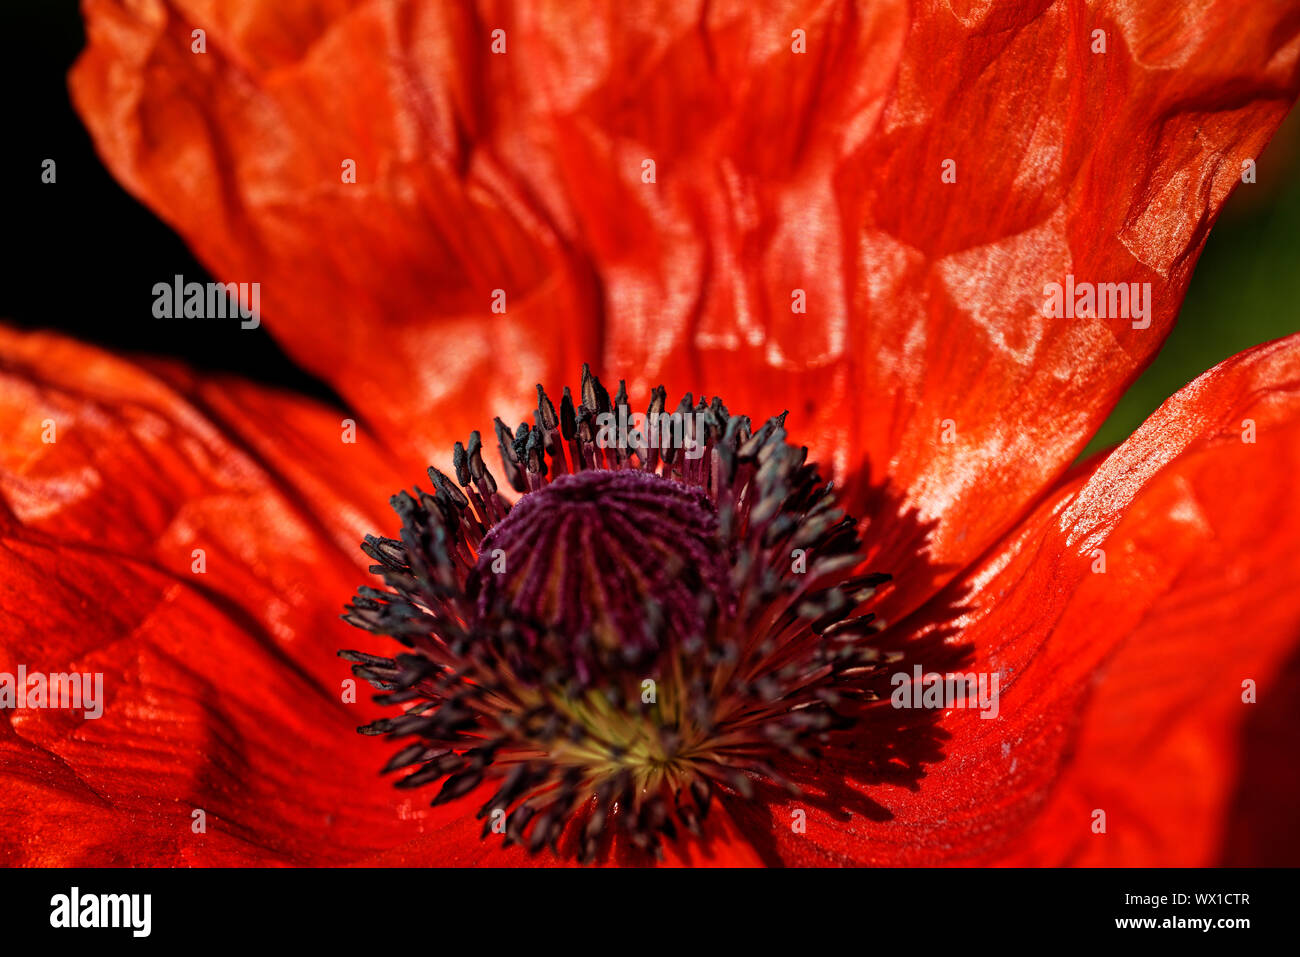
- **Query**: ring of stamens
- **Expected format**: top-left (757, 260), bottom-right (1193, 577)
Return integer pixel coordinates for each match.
top-left (343, 365), bottom-right (892, 860)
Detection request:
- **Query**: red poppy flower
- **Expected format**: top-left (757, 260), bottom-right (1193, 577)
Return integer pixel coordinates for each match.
top-left (2, 0), bottom-right (1299, 865)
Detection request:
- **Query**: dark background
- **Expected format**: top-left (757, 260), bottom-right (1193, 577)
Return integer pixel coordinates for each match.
top-left (0, 0), bottom-right (337, 404)
top-left (3, 1), bottom-right (1298, 453)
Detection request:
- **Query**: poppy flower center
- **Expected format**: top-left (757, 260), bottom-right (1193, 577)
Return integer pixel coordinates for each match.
top-left (472, 469), bottom-right (731, 680)
top-left (343, 366), bottom-right (893, 860)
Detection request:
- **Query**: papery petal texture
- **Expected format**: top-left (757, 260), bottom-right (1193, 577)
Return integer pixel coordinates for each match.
top-left (0, 327), bottom-right (420, 864)
top-left (740, 333), bottom-right (1300, 865)
top-left (70, 0), bottom-right (1300, 617)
